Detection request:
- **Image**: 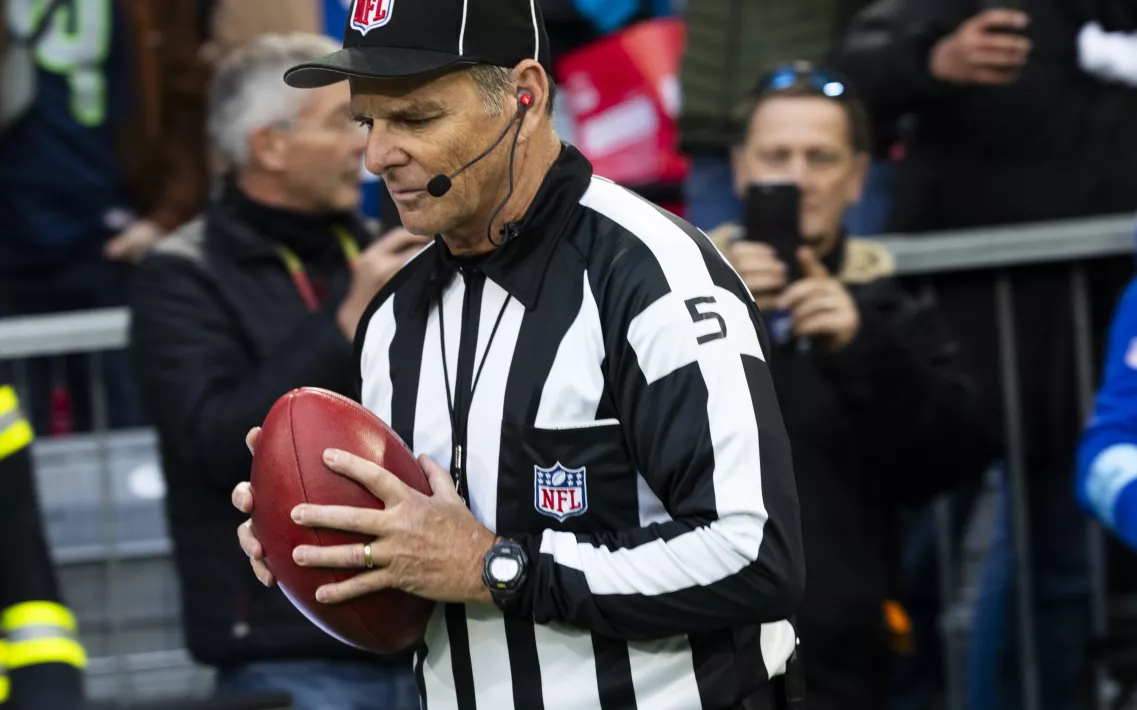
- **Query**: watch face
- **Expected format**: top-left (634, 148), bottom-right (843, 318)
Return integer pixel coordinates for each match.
top-left (490, 556), bottom-right (522, 584)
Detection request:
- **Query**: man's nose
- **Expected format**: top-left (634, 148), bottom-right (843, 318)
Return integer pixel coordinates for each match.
top-left (787, 156), bottom-right (810, 186)
top-left (364, 124), bottom-right (406, 176)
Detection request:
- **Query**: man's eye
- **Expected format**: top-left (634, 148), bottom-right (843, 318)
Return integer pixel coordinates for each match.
top-left (355, 118), bottom-right (374, 130)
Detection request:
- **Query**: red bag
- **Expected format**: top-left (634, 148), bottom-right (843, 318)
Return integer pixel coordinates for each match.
top-left (555, 19), bottom-right (689, 193)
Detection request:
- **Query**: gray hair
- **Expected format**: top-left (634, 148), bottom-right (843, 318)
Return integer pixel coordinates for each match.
top-left (207, 33), bottom-right (341, 169)
top-left (467, 64), bottom-right (556, 118)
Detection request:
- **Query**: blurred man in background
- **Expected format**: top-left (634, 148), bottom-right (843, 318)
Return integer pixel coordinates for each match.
top-left (835, 2), bottom-right (1137, 707)
top-left (709, 62), bottom-right (994, 710)
top-left (129, 34), bottom-right (428, 710)
top-left (0, 385), bottom-right (88, 710)
top-left (678, 0), bottom-right (881, 234)
top-left (0, 0), bottom-right (208, 433)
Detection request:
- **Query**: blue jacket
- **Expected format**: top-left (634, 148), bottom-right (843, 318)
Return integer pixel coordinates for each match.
top-left (1077, 274), bottom-right (1137, 549)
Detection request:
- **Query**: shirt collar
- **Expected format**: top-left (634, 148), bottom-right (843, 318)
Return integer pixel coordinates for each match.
top-left (208, 180), bottom-right (371, 264)
top-left (432, 143), bottom-right (593, 309)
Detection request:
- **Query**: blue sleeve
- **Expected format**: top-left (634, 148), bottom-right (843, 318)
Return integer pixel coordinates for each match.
top-left (1076, 276), bottom-right (1137, 550)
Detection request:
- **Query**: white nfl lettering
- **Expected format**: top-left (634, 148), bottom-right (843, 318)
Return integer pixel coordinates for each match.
top-left (350, 0), bottom-right (396, 35)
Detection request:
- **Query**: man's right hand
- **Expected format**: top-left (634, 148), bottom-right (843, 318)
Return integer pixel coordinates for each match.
top-left (930, 10), bottom-right (1032, 85)
top-left (724, 241), bottom-right (788, 311)
top-left (235, 427), bottom-right (275, 587)
top-left (336, 228), bottom-right (432, 340)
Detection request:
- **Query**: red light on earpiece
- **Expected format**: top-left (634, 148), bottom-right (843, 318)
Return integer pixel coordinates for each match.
top-left (519, 93), bottom-right (533, 108)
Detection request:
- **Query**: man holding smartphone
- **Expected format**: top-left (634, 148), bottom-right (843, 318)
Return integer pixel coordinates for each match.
top-left (709, 62), bottom-right (995, 710)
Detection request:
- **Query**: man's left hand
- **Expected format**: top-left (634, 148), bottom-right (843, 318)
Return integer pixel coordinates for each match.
top-left (289, 449), bottom-right (497, 605)
top-left (776, 247), bottom-right (860, 351)
top-left (105, 220), bottom-right (164, 262)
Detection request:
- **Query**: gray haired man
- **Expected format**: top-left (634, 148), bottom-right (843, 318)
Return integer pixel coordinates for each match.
top-left (129, 34), bottom-right (429, 710)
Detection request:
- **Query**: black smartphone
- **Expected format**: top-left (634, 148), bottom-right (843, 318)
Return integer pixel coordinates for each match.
top-left (744, 182), bottom-right (803, 284)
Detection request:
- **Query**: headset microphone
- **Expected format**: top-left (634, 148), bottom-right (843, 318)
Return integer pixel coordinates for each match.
top-left (426, 90), bottom-right (534, 199)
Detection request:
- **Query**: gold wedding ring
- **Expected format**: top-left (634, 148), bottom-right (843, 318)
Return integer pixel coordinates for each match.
top-left (363, 543), bottom-right (374, 569)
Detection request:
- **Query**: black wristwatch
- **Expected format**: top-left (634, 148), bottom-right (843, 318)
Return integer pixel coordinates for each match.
top-left (482, 537), bottom-right (528, 611)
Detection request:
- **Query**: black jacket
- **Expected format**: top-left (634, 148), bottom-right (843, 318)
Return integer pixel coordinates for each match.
top-left (128, 189), bottom-right (399, 668)
top-left (784, 277), bottom-right (992, 710)
top-left (836, 0), bottom-right (1137, 227)
top-left (710, 231), bottom-right (994, 710)
top-left (833, 0), bottom-right (1137, 472)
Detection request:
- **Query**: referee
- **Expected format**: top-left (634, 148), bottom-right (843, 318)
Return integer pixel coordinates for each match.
top-left (234, 1), bottom-right (806, 708)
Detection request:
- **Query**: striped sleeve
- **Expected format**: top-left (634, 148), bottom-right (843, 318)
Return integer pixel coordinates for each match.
top-left (513, 185), bottom-right (805, 640)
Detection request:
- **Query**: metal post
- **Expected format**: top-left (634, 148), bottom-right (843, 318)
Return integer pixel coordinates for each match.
top-left (935, 496), bottom-right (963, 710)
top-left (1070, 264), bottom-right (1111, 710)
top-left (89, 352), bottom-right (128, 705)
top-left (12, 358), bottom-right (29, 409)
top-left (994, 271), bottom-right (1041, 710)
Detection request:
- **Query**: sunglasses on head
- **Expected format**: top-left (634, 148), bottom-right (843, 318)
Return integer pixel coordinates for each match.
top-left (755, 62), bottom-right (849, 99)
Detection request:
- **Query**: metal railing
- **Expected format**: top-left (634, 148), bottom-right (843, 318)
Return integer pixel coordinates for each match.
top-left (1, 212), bottom-right (1135, 708)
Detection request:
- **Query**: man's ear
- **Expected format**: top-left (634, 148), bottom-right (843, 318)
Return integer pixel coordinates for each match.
top-left (513, 59), bottom-right (551, 141)
top-left (248, 125), bottom-right (290, 172)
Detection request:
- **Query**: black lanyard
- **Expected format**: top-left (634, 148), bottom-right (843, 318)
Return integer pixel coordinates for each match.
top-left (437, 269), bottom-right (512, 502)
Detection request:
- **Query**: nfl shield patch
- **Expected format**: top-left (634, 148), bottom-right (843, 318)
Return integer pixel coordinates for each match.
top-left (350, 0), bottom-right (395, 35)
top-left (534, 463), bottom-right (588, 522)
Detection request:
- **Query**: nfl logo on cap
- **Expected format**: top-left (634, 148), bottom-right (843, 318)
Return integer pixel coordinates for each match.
top-left (351, 0), bottom-right (395, 35)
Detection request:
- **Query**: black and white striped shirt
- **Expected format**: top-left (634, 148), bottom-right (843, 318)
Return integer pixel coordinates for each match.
top-left (354, 145), bottom-right (804, 710)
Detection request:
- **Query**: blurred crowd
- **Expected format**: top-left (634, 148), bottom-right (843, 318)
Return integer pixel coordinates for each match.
top-left (2, 0), bottom-right (1137, 709)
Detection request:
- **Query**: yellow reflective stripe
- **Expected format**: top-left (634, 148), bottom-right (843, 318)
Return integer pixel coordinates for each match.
top-left (0, 386), bottom-right (19, 418)
top-left (2, 602), bottom-right (76, 634)
top-left (333, 224), bottom-right (361, 263)
top-left (0, 386), bottom-right (33, 460)
top-left (5, 637), bottom-right (86, 670)
top-left (0, 675), bottom-right (8, 703)
top-left (0, 420), bottom-right (33, 460)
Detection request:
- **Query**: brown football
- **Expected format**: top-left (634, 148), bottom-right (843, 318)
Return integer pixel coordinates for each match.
top-left (249, 387), bottom-right (435, 654)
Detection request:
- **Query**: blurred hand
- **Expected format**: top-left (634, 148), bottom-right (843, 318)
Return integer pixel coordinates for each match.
top-left (776, 247), bottom-right (860, 351)
top-left (337, 228), bottom-right (432, 340)
top-left (723, 240), bottom-right (788, 311)
top-left (930, 10), bottom-right (1032, 85)
top-left (104, 220), bottom-right (163, 262)
top-left (235, 427), bottom-right (274, 587)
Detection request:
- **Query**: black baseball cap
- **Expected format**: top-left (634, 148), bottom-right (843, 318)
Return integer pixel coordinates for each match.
top-left (284, 0), bottom-right (553, 88)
